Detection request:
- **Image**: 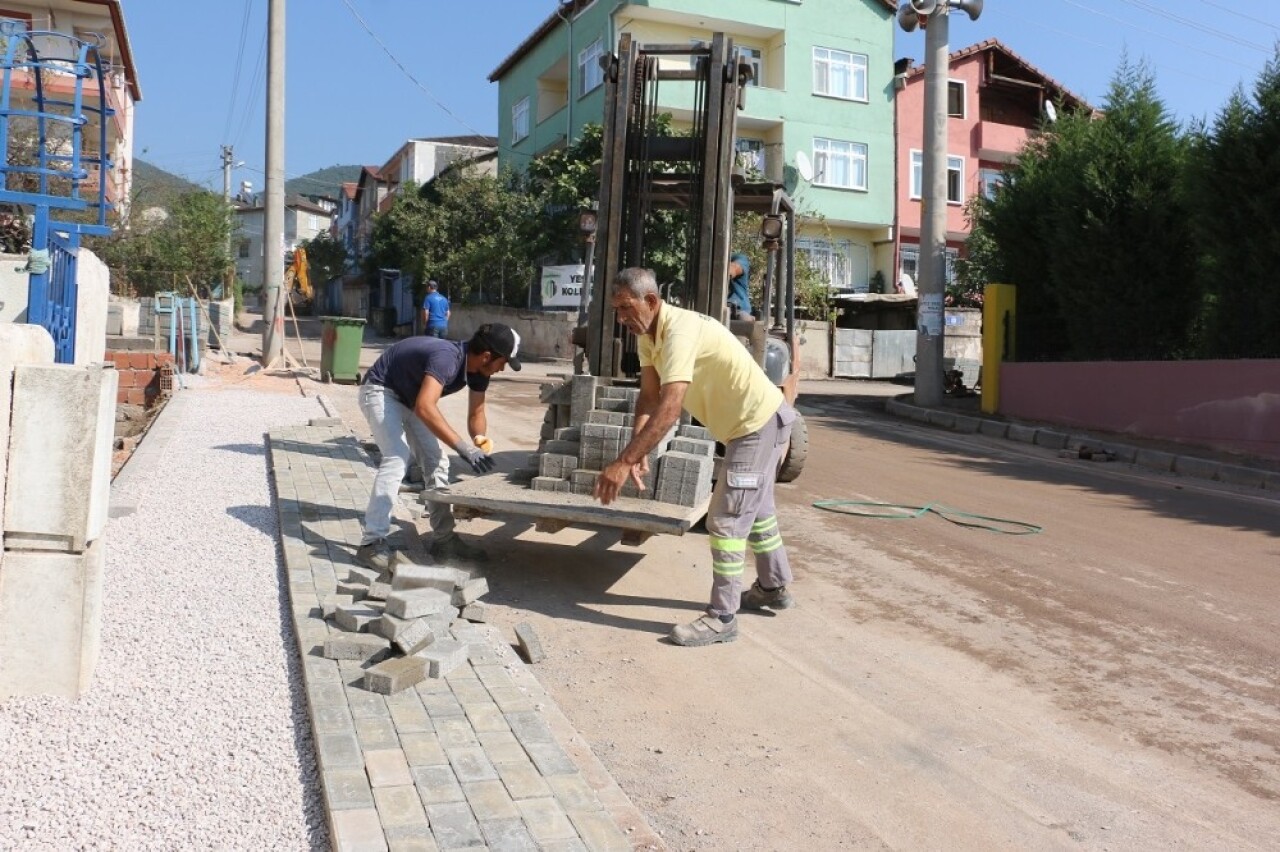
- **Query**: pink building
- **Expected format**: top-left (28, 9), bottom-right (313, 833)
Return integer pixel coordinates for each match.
top-left (893, 39), bottom-right (1088, 292)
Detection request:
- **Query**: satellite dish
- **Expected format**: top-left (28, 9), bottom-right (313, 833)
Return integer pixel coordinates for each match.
top-left (1044, 100), bottom-right (1058, 123)
top-left (795, 150), bottom-right (814, 183)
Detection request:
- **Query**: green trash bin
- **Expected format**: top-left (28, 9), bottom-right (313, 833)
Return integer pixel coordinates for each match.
top-left (320, 316), bottom-right (366, 384)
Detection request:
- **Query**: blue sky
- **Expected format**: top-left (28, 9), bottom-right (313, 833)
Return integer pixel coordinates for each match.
top-left (124, 0), bottom-right (1280, 192)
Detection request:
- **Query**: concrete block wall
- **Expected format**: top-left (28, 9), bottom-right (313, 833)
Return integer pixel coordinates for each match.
top-left (74, 248), bottom-right (110, 367)
top-left (105, 349), bottom-right (174, 407)
top-left (0, 323), bottom-right (56, 549)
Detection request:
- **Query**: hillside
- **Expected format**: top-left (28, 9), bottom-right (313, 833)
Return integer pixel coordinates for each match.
top-left (131, 159), bottom-right (206, 207)
top-left (285, 164), bottom-right (362, 201)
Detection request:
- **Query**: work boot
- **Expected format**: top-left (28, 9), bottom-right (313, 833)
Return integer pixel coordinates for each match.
top-left (429, 534), bottom-right (489, 563)
top-left (669, 613), bottom-right (738, 647)
top-left (355, 539), bottom-right (395, 574)
top-left (740, 580), bottom-right (794, 611)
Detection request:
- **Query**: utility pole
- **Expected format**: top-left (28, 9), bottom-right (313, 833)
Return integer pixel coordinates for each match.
top-left (897, 0), bottom-right (982, 408)
top-left (261, 0), bottom-right (285, 367)
top-left (221, 144), bottom-right (235, 291)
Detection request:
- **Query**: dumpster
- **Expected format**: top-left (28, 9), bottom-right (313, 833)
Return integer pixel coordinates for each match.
top-left (320, 316), bottom-right (366, 384)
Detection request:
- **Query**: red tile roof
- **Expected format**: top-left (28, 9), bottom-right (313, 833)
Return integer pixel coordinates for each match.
top-left (903, 38), bottom-right (1090, 111)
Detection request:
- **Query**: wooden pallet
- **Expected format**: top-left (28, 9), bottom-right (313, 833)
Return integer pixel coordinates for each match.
top-left (423, 475), bottom-right (707, 546)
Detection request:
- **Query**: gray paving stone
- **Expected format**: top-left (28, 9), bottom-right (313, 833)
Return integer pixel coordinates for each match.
top-left (366, 581), bottom-right (393, 602)
top-left (449, 681), bottom-right (492, 705)
top-left (366, 655), bottom-right (430, 695)
top-left (314, 703), bottom-right (357, 735)
top-left (459, 603), bottom-right (487, 623)
top-left (394, 618), bottom-right (437, 656)
top-left (387, 693), bottom-right (433, 734)
top-left (1006, 423), bottom-right (1038, 443)
top-left (356, 715), bottom-right (401, 750)
top-left (348, 566), bottom-right (382, 586)
top-left (418, 691), bottom-right (466, 718)
top-left (337, 581), bottom-right (369, 600)
top-left (567, 809), bottom-right (630, 851)
top-left (446, 745), bottom-right (500, 783)
top-left (387, 588), bottom-right (455, 619)
top-left (336, 604), bottom-right (384, 633)
top-left (978, 419), bottom-right (1009, 439)
top-left (305, 656), bottom-right (343, 685)
top-left (546, 775), bottom-right (601, 812)
top-left (487, 687), bottom-right (537, 714)
top-left (323, 768), bottom-right (376, 811)
top-left (478, 817), bottom-right (539, 852)
top-left (464, 703), bottom-right (510, 734)
top-left (472, 664), bottom-right (515, 691)
top-left (431, 717), bottom-right (478, 749)
top-left (523, 741), bottom-right (577, 776)
top-left (505, 711), bottom-right (554, 745)
top-left (451, 577), bottom-right (489, 607)
top-left (325, 633), bottom-right (392, 662)
top-left (400, 732), bottom-right (448, 767)
top-left (384, 827), bottom-right (439, 852)
top-left (463, 779), bottom-right (520, 821)
top-left (371, 613), bottom-right (416, 642)
top-left (426, 801), bottom-right (485, 850)
top-left (391, 563), bottom-right (465, 593)
top-left (495, 760), bottom-right (551, 800)
top-left (420, 638), bottom-right (468, 678)
top-left (411, 764), bottom-right (465, 805)
top-left (477, 731), bottom-right (526, 765)
top-left (515, 797), bottom-right (577, 843)
top-left (535, 839), bottom-right (588, 852)
top-left (330, 807), bottom-right (388, 852)
top-left (373, 784), bottom-right (429, 829)
top-left (513, 622), bottom-right (546, 664)
top-left (318, 731), bottom-right (365, 771)
top-left (365, 749), bottom-right (414, 788)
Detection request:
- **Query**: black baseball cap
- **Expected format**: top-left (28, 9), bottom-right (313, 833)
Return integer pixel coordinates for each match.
top-left (473, 323), bottom-right (522, 370)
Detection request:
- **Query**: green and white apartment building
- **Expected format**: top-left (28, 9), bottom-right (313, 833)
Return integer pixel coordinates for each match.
top-left (489, 0), bottom-right (899, 293)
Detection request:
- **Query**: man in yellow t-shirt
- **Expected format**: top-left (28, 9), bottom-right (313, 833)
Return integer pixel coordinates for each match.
top-left (594, 267), bottom-right (798, 646)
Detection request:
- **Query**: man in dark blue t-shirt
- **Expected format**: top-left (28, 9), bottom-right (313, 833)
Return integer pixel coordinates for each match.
top-left (357, 323), bottom-right (522, 567)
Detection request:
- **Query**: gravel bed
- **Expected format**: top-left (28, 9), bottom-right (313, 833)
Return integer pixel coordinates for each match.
top-left (0, 385), bottom-right (328, 850)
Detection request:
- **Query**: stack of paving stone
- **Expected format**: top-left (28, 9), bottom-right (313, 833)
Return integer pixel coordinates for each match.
top-left (528, 374), bottom-right (716, 507)
top-left (323, 557), bottom-right (494, 695)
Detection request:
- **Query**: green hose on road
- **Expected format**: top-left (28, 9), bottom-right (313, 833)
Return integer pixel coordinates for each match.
top-left (812, 500), bottom-right (1043, 535)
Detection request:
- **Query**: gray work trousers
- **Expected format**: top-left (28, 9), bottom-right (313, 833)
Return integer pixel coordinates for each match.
top-left (706, 402), bottom-right (796, 616)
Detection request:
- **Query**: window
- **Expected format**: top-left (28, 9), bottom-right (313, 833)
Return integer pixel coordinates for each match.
top-left (736, 138), bottom-right (765, 174)
top-left (738, 46), bottom-right (763, 87)
top-left (512, 96), bottom-right (530, 143)
top-left (979, 168), bottom-right (1004, 200)
top-left (900, 245), bottom-right (959, 286)
top-left (813, 138), bottom-right (867, 190)
top-left (812, 47), bottom-right (867, 101)
top-left (238, 239), bottom-right (250, 259)
top-left (947, 80), bottom-right (966, 118)
top-left (798, 238), bottom-right (853, 291)
top-left (308, 214), bottom-right (319, 231)
top-left (578, 38), bottom-right (604, 96)
top-left (909, 151), bottom-right (965, 204)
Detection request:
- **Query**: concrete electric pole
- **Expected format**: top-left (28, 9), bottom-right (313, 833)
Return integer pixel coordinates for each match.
top-left (261, 0), bottom-right (286, 367)
top-left (221, 144), bottom-right (235, 290)
top-left (897, 0), bottom-right (982, 408)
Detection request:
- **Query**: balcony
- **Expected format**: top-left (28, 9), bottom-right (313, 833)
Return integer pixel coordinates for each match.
top-left (976, 121), bottom-right (1030, 164)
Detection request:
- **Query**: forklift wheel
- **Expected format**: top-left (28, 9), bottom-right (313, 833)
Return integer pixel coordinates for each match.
top-left (777, 411), bottom-right (807, 483)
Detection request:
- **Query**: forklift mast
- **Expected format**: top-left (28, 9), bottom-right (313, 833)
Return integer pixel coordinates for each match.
top-left (581, 32), bottom-right (797, 380)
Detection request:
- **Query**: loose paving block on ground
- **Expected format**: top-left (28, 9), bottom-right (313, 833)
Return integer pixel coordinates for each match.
top-left (268, 423), bottom-right (661, 852)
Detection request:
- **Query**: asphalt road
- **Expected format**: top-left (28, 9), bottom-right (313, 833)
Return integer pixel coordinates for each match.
top-left (290, 327), bottom-right (1279, 850)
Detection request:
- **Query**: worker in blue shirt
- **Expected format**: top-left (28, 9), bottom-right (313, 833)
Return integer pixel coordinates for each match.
top-left (727, 253), bottom-right (753, 320)
top-left (421, 279), bottom-right (450, 337)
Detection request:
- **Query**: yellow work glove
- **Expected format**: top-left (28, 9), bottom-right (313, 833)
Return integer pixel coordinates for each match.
top-left (473, 435), bottom-right (495, 454)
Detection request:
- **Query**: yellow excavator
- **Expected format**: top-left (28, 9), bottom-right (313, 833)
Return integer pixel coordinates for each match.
top-left (285, 247), bottom-right (312, 310)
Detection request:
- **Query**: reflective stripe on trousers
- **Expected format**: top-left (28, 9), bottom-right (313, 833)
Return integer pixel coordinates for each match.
top-left (705, 402), bottom-right (795, 616)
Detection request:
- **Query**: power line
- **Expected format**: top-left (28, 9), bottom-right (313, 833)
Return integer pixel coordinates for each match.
top-left (337, 0), bottom-right (490, 140)
top-left (1054, 0), bottom-right (1262, 72)
top-left (1117, 0), bottom-right (1270, 53)
top-left (232, 29), bottom-right (268, 148)
top-left (1193, 0), bottom-right (1280, 33)
top-left (221, 0), bottom-right (255, 143)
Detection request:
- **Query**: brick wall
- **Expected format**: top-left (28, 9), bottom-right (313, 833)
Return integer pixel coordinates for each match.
top-left (105, 350), bottom-right (173, 407)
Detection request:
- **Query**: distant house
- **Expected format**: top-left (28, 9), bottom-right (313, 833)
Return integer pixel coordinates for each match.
top-left (0, 0), bottom-right (142, 216)
top-left (375, 135), bottom-right (498, 214)
top-left (893, 39), bottom-right (1089, 290)
top-left (233, 195), bottom-right (334, 290)
top-left (352, 165), bottom-right (388, 263)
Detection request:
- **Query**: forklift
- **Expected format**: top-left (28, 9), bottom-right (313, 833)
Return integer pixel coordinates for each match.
top-left (567, 31), bottom-right (808, 481)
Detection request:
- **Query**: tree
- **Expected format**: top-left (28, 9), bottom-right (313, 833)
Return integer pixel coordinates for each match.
top-left (298, 232), bottom-right (348, 288)
top-left (92, 190), bottom-right (233, 297)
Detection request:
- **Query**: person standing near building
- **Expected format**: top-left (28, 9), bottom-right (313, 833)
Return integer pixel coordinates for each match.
top-left (421, 279), bottom-right (451, 338)
top-left (727, 252), bottom-right (753, 320)
top-left (356, 323), bottom-right (522, 567)
top-left (594, 267), bottom-right (796, 647)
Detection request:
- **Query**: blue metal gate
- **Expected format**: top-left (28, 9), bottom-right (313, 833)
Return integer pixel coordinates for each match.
top-left (26, 232), bottom-right (79, 363)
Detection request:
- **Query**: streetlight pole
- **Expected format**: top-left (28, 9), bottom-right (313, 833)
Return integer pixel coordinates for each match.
top-left (898, 0), bottom-right (982, 407)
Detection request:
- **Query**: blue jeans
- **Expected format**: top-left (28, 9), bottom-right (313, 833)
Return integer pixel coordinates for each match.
top-left (358, 384), bottom-right (454, 545)
top-left (426, 325), bottom-right (447, 338)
